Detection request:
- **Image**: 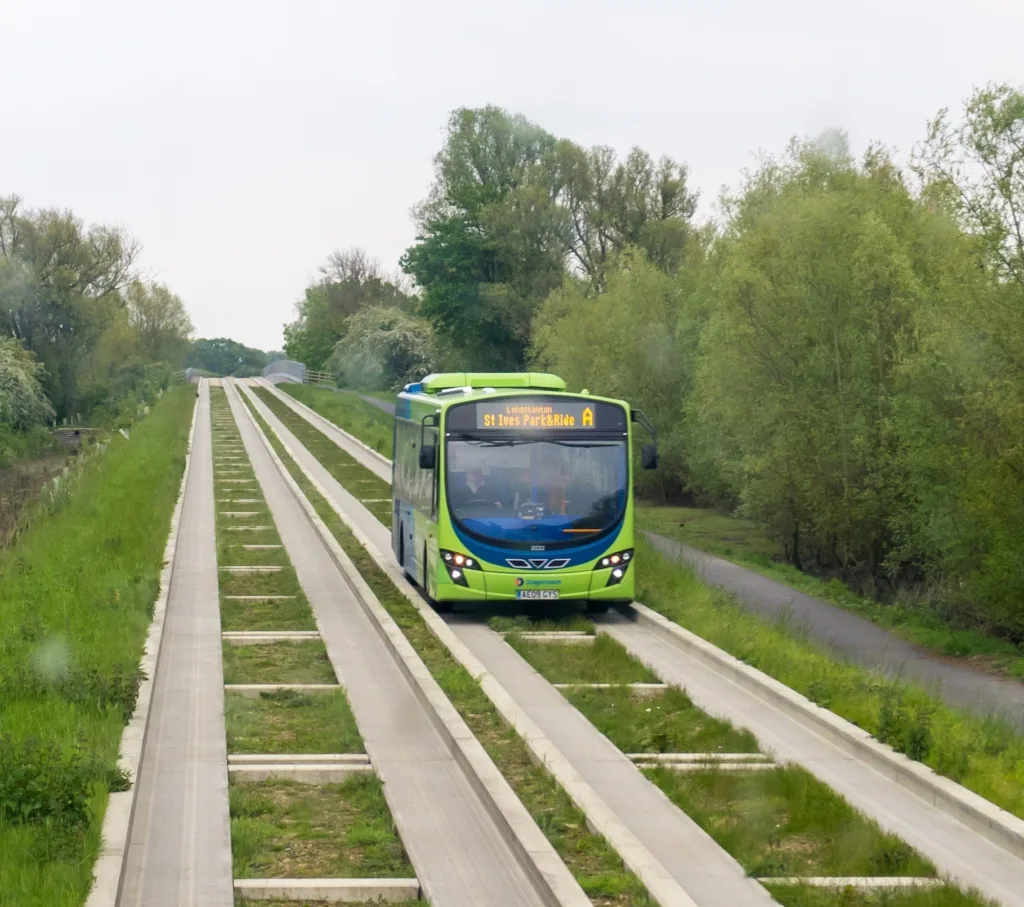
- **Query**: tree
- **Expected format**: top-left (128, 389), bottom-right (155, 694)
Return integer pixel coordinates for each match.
top-left (531, 248), bottom-right (703, 498)
top-left (690, 136), bottom-right (969, 590)
top-left (0, 337), bottom-right (53, 431)
top-left (329, 306), bottom-right (436, 389)
top-left (402, 107), bottom-right (567, 369)
top-left (125, 281), bottom-right (194, 366)
top-left (0, 195), bottom-right (140, 418)
top-left (283, 248), bottom-right (416, 369)
top-left (907, 84), bottom-right (1024, 635)
top-left (185, 338), bottom-right (269, 377)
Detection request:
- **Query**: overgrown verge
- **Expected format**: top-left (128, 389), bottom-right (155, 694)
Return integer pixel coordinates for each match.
top-left (638, 539), bottom-right (1024, 821)
top-left (242, 394), bottom-right (656, 907)
top-left (638, 504), bottom-right (1024, 679)
top-left (279, 384), bottom-right (393, 456)
top-left (0, 385), bottom-right (194, 907)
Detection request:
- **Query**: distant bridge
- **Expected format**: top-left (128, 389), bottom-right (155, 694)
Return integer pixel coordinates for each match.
top-left (261, 360), bottom-right (333, 385)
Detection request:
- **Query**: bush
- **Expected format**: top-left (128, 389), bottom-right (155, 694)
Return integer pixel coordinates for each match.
top-left (0, 734), bottom-right (126, 827)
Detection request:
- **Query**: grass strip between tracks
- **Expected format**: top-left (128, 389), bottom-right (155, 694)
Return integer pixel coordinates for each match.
top-left (277, 384), bottom-right (1024, 826)
top-left (244, 393), bottom-right (657, 907)
top-left (230, 775), bottom-right (413, 878)
top-left (0, 386), bottom-right (195, 907)
top-left (280, 384), bottom-right (394, 457)
top-left (225, 689), bottom-right (363, 755)
top-left (212, 389), bottom-right (418, 893)
top-left (764, 886), bottom-right (991, 907)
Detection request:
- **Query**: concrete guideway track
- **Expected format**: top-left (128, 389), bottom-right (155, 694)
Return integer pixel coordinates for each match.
top-left (255, 377), bottom-right (1024, 907)
top-left (598, 611), bottom-right (1024, 907)
top-left (119, 381), bottom-right (234, 907)
top-left (243, 382), bottom-right (773, 907)
top-left (222, 381), bottom-right (556, 907)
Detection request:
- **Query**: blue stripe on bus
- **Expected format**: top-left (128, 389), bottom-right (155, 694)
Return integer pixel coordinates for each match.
top-left (451, 522), bottom-right (624, 569)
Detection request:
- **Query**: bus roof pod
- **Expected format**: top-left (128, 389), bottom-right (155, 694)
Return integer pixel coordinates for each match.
top-left (417, 372), bottom-right (567, 393)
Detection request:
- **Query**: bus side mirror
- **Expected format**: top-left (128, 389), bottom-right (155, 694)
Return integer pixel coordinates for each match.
top-left (419, 444), bottom-right (436, 470)
top-left (641, 444), bottom-right (659, 470)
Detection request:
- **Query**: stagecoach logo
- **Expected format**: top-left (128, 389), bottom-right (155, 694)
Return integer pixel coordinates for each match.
top-left (506, 558), bottom-right (571, 570)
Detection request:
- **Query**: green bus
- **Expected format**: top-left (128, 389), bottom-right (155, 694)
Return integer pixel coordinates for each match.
top-left (391, 371), bottom-right (658, 612)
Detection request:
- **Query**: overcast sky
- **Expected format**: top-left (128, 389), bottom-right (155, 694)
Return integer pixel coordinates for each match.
top-left (2, 0), bottom-right (1021, 351)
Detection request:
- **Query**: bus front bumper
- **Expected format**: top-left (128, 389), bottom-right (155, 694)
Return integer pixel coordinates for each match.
top-left (435, 565), bottom-right (634, 603)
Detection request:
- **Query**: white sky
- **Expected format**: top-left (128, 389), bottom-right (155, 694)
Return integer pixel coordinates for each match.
top-left (2, 0), bottom-right (1021, 351)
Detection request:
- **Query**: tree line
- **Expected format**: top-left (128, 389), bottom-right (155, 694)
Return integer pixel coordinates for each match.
top-left (0, 196), bottom-right (195, 459)
top-left (286, 84), bottom-right (1024, 639)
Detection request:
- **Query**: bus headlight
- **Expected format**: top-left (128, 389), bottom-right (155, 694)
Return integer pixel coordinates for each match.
top-left (441, 549), bottom-right (477, 586)
top-left (595, 548), bottom-right (633, 586)
top-left (441, 550), bottom-right (480, 569)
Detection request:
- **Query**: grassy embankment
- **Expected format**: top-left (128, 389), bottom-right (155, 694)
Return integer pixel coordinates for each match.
top-left (638, 504), bottom-right (1024, 678)
top-left (0, 386), bottom-right (194, 907)
top-left (273, 383), bottom-right (1024, 824)
top-left (208, 389), bottom-right (421, 903)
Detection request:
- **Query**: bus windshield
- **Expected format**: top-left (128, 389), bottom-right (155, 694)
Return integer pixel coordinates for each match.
top-left (445, 437), bottom-right (628, 548)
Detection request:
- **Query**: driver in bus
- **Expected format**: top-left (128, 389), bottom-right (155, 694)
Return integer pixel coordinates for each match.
top-left (455, 468), bottom-right (503, 510)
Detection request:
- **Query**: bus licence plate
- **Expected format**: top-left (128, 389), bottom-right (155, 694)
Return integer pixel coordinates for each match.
top-left (516, 589), bottom-right (560, 600)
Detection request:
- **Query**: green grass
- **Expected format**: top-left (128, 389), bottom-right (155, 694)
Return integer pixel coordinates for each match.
top-left (242, 395), bottom-right (655, 907)
top-left (565, 686), bottom-right (760, 755)
top-left (220, 596), bottom-right (317, 631)
top-left (650, 764), bottom-right (933, 878)
top-left (230, 775), bottom-right (412, 878)
top-left (637, 537), bottom-right (1024, 820)
top-left (226, 689), bottom-right (362, 754)
top-left (507, 634), bottom-right (659, 684)
top-left (0, 386), bottom-right (195, 907)
top-left (254, 388), bottom-right (393, 525)
top-left (765, 885), bottom-right (992, 907)
top-left (219, 567), bottom-right (305, 599)
top-left (487, 613), bottom-right (596, 634)
top-left (222, 641), bottom-right (337, 685)
top-left (637, 504), bottom-right (1024, 678)
top-left (280, 384), bottom-right (394, 457)
top-left (235, 901), bottom-right (427, 907)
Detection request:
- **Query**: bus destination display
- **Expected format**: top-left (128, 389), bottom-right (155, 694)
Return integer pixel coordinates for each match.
top-left (444, 399), bottom-right (626, 434)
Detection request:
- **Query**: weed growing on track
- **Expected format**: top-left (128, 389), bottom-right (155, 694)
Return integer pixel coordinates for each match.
top-left (565, 686), bottom-right (759, 755)
top-left (0, 386), bottom-right (194, 907)
top-left (280, 384), bottom-right (394, 456)
top-left (507, 635), bottom-right (658, 684)
top-left (230, 775), bottom-right (412, 878)
top-left (650, 764), bottom-right (934, 878)
top-left (222, 640), bottom-right (336, 685)
top-left (212, 388), bottom-right (316, 632)
top-left (226, 689), bottom-right (362, 754)
top-left (764, 885), bottom-right (993, 907)
top-left (220, 597), bottom-right (317, 631)
top-left (252, 388), bottom-right (393, 525)
top-left (637, 538), bottom-right (1024, 821)
top-left (242, 396), bottom-right (656, 907)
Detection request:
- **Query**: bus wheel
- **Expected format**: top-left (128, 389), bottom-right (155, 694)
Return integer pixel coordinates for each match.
top-left (584, 601), bottom-right (610, 615)
top-left (398, 529), bottom-right (413, 583)
top-left (425, 545), bottom-right (453, 614)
